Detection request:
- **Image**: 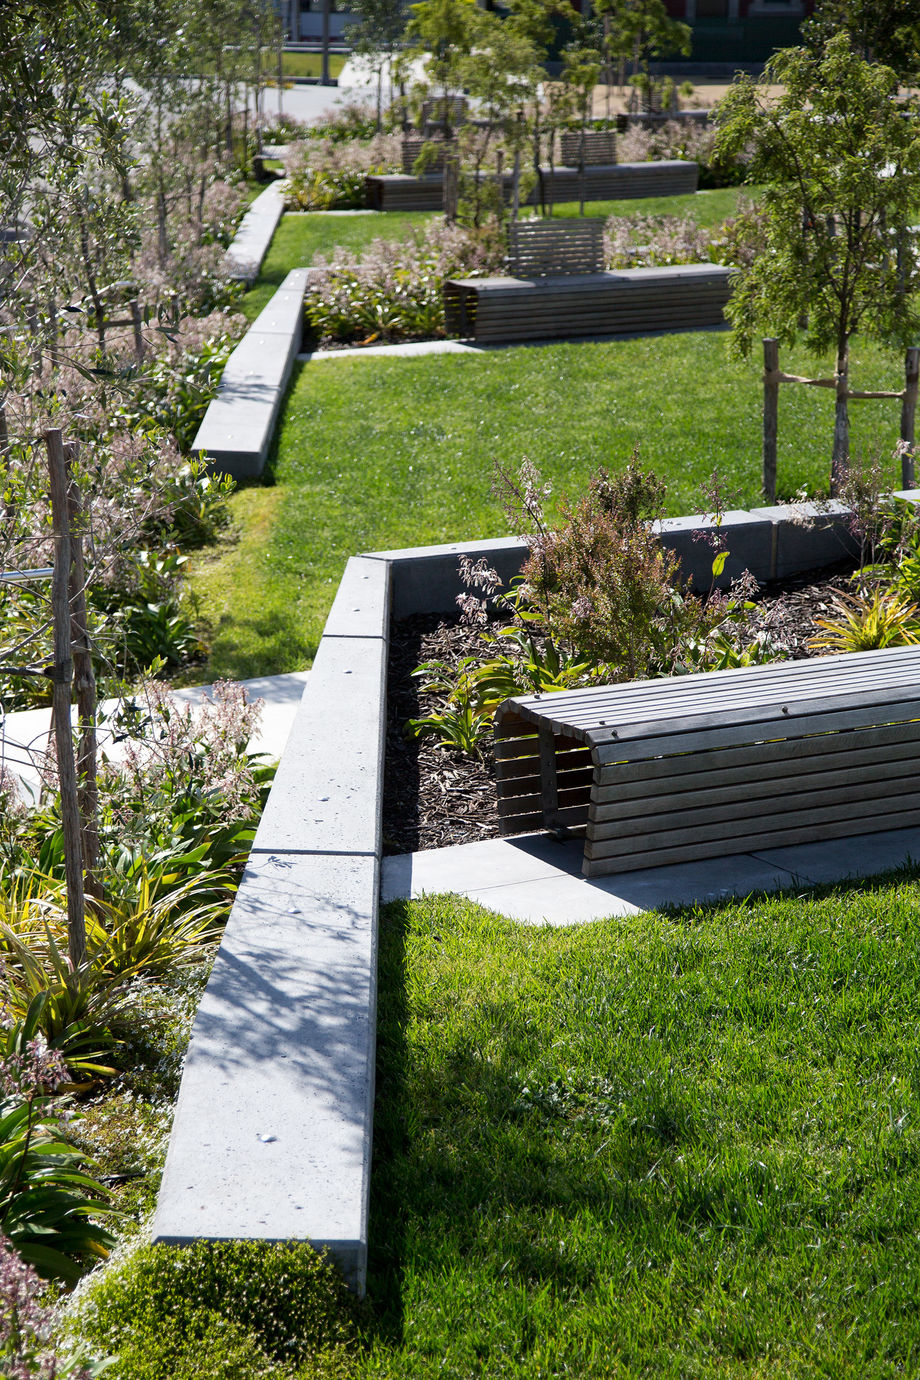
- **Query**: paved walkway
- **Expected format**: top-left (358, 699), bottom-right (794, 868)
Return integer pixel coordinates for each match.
top-left (0, 672), bottom-right (309, 800)
top-left (382, 824), bottom-right (920, 924)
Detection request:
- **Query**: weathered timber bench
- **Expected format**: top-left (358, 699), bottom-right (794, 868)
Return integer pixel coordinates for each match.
top-left (559, 130), bottom-right (618, 165)
top-left (494, 645), bottom-right (920, 877)
top-left (443, 260), bottom-right (732, 343)
top-left (364, 159), bottom-right (698, 212)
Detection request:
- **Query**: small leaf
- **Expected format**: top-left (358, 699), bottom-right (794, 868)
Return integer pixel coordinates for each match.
top-left (712, 551), bottom-right (729, 578)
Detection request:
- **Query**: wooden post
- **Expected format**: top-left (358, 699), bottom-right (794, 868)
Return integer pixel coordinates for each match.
top-left (129, 297), bottom-right (144, 363)
top-left (443, 150), bottom-right (459, 223)
top-left (44, 428), bottom-right (87, 968)
top-left (64, 441), bottom-right (100, 900)
top-left (901, 347), bottom-right (919, 489)
top-left (762, 338), bottom-right (779, 504)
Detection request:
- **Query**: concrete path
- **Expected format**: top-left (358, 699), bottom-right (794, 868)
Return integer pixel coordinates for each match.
top-left (0, 672), bottom-right (309, 800)
top-left (382, 824), bottom-right (920, 925)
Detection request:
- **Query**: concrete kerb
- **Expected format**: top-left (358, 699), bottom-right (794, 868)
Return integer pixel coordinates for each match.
top-left (153, 495), bottom-right (919, 1297)
top-left (225, 182), bottom-right (285, 284)
top-left (192, 267), bottom-right (312, 480)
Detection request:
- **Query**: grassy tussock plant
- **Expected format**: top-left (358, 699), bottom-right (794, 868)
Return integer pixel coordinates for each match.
top-left (69, 1239), bottom-right (361, 1380)
top-left (305, 219), bottom-right (505, 344)
top-left (808, 589), bottom-right (920, 653)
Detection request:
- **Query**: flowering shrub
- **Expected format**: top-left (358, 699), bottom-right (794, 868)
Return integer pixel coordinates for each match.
top-left (282, 134), bottom-right (402, 210)
top-left (616, 118), bottom-right (747, 187)
top-left (305, 218), bottom-right (506, 342)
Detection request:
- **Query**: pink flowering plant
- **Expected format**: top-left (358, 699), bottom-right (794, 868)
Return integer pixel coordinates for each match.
top-left (0, 1234), bottom-right (99, 1379)
top-left (283, 134), bottom-right (403, 210)
top-left (305, 218), bottom-right (505, 343)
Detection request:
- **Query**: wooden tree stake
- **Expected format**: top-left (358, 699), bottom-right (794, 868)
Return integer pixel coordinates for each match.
top-left (901, 347), bottom-right (919, 488)
top-left (44, 428), bottom-right (87, 968)
top-left (762, 338), bottom-right (779, 503)
top-left (64, 440), bottom-right (100, 899)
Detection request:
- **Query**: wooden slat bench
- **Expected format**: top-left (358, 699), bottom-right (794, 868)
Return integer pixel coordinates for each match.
top-left (494, 645), bottom-right (920, 877)
top-left (507, 217), bottom-right (605, 276)
top-left (364, 159), bottom-right (698, 212)
top-left (559, 130), bottom-right (618, 165)
top-left (443, 261), bottom-right (732, 343)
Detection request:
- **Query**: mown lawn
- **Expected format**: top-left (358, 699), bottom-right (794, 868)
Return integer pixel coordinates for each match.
top-left (362, 875), bottom-right (920, 1377)
top-left (188, 331), bottom-right (907, 679)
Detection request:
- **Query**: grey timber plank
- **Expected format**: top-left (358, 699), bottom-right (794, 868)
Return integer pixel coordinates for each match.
top-left (581, 806), bottom-right (920, 876)
top-left (585, 788), bottom-right (920, 859)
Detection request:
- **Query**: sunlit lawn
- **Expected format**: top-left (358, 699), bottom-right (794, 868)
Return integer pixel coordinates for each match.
top-left (360, 875), bottom-right (920, 1377)
top-left (189, 330), bottom-right (906, 680)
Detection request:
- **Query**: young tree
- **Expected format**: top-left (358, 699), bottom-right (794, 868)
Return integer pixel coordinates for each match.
top-left (714, 33), bottom-right (920, 493)
top-left (347, 0), bottom-right (409, 130)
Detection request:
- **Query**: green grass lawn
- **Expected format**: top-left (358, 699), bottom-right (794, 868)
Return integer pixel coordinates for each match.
top-left (265, 51), bottom-right (347, 80)
top-left (361, 875), bottom-right (920, 1376)
top-left (542, 184), bottom-right (756, 225)
top-left (188, 331), bottom-right (907, 679)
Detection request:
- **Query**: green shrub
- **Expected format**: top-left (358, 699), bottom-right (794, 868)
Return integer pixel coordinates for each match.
top-left (70, 1239), bottom-right (360, 1380)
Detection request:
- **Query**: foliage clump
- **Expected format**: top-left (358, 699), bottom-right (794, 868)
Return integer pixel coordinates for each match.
top-left (68, 1239), bottom-right (361, 1380)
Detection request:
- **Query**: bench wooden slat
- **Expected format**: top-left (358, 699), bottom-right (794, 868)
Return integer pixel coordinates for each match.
top-left (585, 788), bottom-right (920, 864)
top-left (596, 717), bottom-right (920, 791)
top-left (582, 806), bottom-right (920, 877)
top-left (494, 644), bottom-right (920, 875)
top-left (559, 130), bottom-right (617, 166)
top-left (589, 761), bottom-right (920, 839)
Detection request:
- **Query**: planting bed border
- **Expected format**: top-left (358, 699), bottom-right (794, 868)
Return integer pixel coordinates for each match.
top-left (153, 493), bottom-right (920, 1295)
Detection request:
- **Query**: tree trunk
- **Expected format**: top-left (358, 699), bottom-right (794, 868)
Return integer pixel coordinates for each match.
top-left (831, 343), bottom-right (850, 495)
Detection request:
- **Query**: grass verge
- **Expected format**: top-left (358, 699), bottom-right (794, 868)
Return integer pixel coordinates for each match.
top-left (363, 877), bottom-right (920, 1376)
top-left (188, 330), bottom-right (906, 679)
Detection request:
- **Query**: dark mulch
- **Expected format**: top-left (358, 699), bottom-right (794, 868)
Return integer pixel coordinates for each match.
top-left (382, 561), bottom-right (856, 856)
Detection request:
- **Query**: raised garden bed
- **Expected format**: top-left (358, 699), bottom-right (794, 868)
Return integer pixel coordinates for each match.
top-left (155, 495), bottom-right (893, 1295)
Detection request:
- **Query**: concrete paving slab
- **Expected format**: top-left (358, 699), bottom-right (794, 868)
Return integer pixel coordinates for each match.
top-left (153, 850), bottom-right (378, 1294)
top-left (1, 672), bottom-right (309, 797)
top-left (299, 339), bottom-right (484, 362)
top-left (751, 825), bottom-right (920, 886)
top-left (384, 821), bottom-right (920, 927)
top-left (252, 635), bottom-right (385, 857)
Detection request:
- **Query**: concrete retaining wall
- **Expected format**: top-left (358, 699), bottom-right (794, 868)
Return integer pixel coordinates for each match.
top-left (153, 494), bottom-right (915, 1295)
top-left (192, 268), bottom-right (310, 480)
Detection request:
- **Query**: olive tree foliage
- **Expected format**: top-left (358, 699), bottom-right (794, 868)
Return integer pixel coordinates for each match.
top-left (714, 34), bottom-right (920, 493)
